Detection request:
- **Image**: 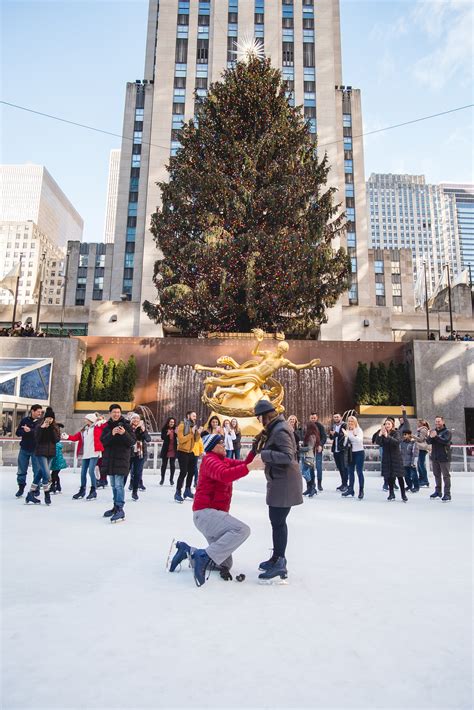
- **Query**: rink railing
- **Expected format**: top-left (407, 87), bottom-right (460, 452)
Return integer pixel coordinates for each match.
top-left (1, 439), bottom-right (473, 474)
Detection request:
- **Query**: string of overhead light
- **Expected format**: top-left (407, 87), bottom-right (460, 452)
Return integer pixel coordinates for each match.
top-left (1, 99), bottom-right (472, 152)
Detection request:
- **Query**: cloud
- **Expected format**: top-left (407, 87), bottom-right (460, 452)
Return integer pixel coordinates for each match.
top-left (412, 1), bottom-right (474, 90)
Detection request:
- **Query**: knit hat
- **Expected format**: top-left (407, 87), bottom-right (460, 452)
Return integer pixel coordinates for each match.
top-left (203, 433), bottom-right (224, 453)
top-left (254, 399), bottom-right (276, 416)
top-left (84, 413), bottom-right (97, 424)
top-left (44, 406), bottom-right (55, 419)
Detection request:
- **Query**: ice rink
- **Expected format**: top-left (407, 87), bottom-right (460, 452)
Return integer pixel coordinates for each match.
top-left (1, 466), bottom-right (472, 710)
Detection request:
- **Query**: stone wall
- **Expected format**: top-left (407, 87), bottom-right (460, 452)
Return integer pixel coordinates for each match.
top-left (412, 341), bottom-right (474, 443)
top-left (0, 337), bottom-right (86, 426)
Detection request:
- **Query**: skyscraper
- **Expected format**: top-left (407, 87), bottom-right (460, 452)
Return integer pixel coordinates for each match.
top-left (104, 149), bottom-right (121, 244)
top-left (109, 0), bottom-right (369, 337)
top-left (440, 184), bottom-right (474, 278)
top-left (0, 165), bottom-right (83, 308)
top-left (367, 173), bottom-right (464, 292)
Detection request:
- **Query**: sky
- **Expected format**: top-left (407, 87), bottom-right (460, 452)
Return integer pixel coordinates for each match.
top-left (1, 0), bottom-right (473, 242)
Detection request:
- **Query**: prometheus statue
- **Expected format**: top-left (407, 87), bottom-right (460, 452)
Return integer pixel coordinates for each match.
top-left (195, 329), bottom-right (320, 432)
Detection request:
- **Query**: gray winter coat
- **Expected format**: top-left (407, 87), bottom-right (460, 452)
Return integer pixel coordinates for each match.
top-left (260, 415), bottom-right (303, 507)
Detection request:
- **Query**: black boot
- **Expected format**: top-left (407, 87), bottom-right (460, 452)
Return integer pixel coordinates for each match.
top-left (73, 486), bottom-right (86, 500)
top-left (159, 476), bottom-right (164, 486)
top-left (56, 476), bottom-right (62, 493)
top-left (132, 490), bottom-right (139, 501)
top-left (317, 480), bottom-right (323, 491)
top-left (303, 483), bottom-right (312, 496)
top-left (44, 490), bottom-right (51, 505)
top-left (15, 483), bottom-right (26, 498)
top-left (103, 505), bottom-right (117, 518)
top-left (430, 490), bottom-right (442, 499)
top-left (387, 487), bottom-right (395, 501)
top-left (25, 490), bottom-right (41, 504)
top-left (358, 488), bottom-right (364, 500)
top-left (86, 487), bottom-right (97, 500)
top-left (442, 492), bottom-right (451, 502)
top-left (342, 488), bottom-right (354, 497)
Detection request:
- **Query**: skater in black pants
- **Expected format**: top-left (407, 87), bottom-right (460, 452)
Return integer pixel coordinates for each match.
top-left (253, 400), bottom-right (303, 582)
top-left (160, 417), bottom-right (177, 485)
top-left (376, 419), bottom-right (407, 502)
top-left (328, 413), bottom-right (348, 492)
top-left (174, 411), bottom-right (202, 503)
top-left (128, 413), bottom-right (151, 501)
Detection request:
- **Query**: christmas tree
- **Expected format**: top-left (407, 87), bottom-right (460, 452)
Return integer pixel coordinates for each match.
top-left (354, 362), bottom-right (370, 405)
top-left (143, 56), bottom-right (350, 335)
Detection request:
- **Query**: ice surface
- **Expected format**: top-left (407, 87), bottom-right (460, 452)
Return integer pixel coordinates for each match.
top-left (1, 467), bottom-right (472, 710)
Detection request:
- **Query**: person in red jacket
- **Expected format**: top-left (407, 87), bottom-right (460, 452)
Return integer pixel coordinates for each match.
top-left (63, 413), bottom-right (105, 500)
top-left (168, 433), bottom-right (262, 587)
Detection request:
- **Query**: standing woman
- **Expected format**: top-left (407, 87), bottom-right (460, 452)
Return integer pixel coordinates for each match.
top-left (230, 418), bottom-right (241, 460)
top-left (342, 415), bottom-right (365, 499)
top-left (65, 413), bottom-right (104, 500)
top-left (160, 417), bottom-right (177, 486)
top-left (129, 413), bottom-right (151, 501)
top-left (300, 422), bottom-right (320, 497)
top-left (253, 400), bottom-right (303, 582)
top-left (375, 419), bottom-right (407, 502)
top-left (223, 419), bottom-right (236, 458)
top-left (287, 415), bottom-right (303, 452)
top-left (50, 425), bottom-right (67, 493)
top-left (25, 407), bottom-right (60, 506)
top-left (414, 418), bottom-right (430, 487)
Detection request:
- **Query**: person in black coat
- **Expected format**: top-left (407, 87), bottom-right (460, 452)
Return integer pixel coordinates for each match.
top-left (160, 417), bottom-right (177, 485)
top-left (328, 413), bottom-right (348, 491)
top-left (25, 406), bottom-right (60, 506)
top-left (128, 413), bottom-right (151, 500)
top-left (15, 403), bottom-right (43, 497)
top-left (100, 404), bottom-right (135, 522)
top-left (427, 416), bottom-right (452, 501)
top-left (375, 419), bottom-right (407, 502)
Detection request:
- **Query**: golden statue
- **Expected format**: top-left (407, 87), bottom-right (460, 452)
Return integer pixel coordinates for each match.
top-left (195, 329), bottom-right (320, 434)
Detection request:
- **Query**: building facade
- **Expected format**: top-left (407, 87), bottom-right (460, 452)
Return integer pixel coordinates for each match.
top-left (440, 184), bottom-right (474, 277)
top-left (0, 222), bottom-right (65, 307)
top-left (103, 0), bottom-right (370, 338)
top-left (367, 173), bottom-right (466, 292)
top-left (103, 149), bottom-right (121, 244)
top-left (0, 164), bottom-right (83, 248)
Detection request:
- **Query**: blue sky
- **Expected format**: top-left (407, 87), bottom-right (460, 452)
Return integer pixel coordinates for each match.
top-left (1, 0), bottom-right (473, 241)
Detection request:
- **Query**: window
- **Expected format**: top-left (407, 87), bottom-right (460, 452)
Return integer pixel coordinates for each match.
top-left (173, 102), bottom-right (185, 115)
top-left (79, 255), bottom-right (88, 267)
top-left (282, 42), bottom-right (294, 65)
top-left (303, 42), bottom-right (314, 67)
top-left (124, 253), bottom-right (134, 268)
top-left (175, 38), bottom-right (188, 63)
top-left (374, 260), bottom-right (384, 274)
top-left (197, 38), bottom-right (209, 63)
top-left (343, 114), bottom-right (352, 128)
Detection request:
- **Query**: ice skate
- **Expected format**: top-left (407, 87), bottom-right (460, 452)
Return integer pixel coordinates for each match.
top-left (258, 557), bottom-right (288, 584)
top-left (25, 490), bottom-right (41, 505)
top-left (110, 506), bottom-right (125, 523)
top-left (174, 491), bottom-right (184, 503)
top-left (86, 487), bottom-right (97, 501)
top-left (169, 540), bottom-right (191, 572)
top-left (191, 549), bottom-right (212, 587)
top-left (44, 491), bottom-right (51, 506)
top-left (73, 486), bottom-right (86, 500)
top-left (103, 505), bottom-right (117, 518)
top-left (15, 483), bottom-right (26, 498)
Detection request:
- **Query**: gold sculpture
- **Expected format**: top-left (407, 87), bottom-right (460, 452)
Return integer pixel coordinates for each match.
top-left (195, 329), bottom-right (320, 434)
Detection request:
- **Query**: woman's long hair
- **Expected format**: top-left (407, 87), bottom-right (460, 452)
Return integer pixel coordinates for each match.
top-left (304, 422), bottom-right (320, 446)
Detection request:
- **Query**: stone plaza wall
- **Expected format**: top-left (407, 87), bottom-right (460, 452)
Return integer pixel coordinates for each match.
top-left (411, 341), bottom-right (474, 444)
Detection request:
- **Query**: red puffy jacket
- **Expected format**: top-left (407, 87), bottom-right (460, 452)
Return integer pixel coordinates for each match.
top-left (67, 422), bottom-right (106, 456)
top-left (193, 451), bottom-right (255, 513)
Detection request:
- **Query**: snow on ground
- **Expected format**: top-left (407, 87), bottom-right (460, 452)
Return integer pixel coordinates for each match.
top-left (1, 466), bottom-right (473, 710)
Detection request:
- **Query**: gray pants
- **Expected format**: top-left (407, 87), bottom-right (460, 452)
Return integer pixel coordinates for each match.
top-left (432, 461), bottom-right (451, 494)
top-left (193, 508), bottom-right (250, 569)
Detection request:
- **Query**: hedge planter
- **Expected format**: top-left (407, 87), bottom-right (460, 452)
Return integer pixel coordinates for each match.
top-left (75, 401), bottom-right (135, 412)
top-left (358, 405), bottom-right (415, 417)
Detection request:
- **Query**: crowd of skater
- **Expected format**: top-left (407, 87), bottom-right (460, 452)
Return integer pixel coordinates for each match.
top-left (13, 399), bottom-right (453, 583)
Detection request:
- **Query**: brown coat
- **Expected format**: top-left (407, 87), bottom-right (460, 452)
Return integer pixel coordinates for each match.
top-left (260, 415), bottom-right (303, 507)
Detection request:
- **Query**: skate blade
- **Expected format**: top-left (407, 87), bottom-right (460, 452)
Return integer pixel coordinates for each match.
top-left (258, 576), bottom-right (289, 586)
top-left (166, 537), bottom-right (177, 570)
top-left (111, 518), bottom-right (125, 523)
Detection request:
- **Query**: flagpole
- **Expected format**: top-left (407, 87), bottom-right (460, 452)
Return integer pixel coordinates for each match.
top-left (11, 255), bottom-right (22, 329)
top-left (35, 253), bottom-right (46, 331)
top-left (446, 263), bottom-right (454, 337)
top-left (423, 260), bottom-right (430, 340)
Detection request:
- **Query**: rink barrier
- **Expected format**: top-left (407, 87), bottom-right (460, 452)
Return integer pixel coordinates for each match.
top-left (1, 439), bottom-right (473, 474)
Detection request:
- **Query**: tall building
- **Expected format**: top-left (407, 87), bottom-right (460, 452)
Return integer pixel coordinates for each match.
top-left (440, 184), bottom-right (474, 277)
top-left (104, 149), bottom-right (121, 244)
top-left (0, 165), bottom-right (83, 309)
top-left (367, 173), bottom-right (463, 292)
top-left (0, 164), bottom-right (83, 247)
top-left (107, 0), bottom-right (369, 337)
top-left (0, 222), bottom-right (64, 306)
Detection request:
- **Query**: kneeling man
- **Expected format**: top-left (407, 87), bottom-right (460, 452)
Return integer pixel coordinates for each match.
top-left (169, 433), bottom-right (261, 586)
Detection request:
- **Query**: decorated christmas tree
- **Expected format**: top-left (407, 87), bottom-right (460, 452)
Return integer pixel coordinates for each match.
top-left (143, 55), bottom-right (350, 335)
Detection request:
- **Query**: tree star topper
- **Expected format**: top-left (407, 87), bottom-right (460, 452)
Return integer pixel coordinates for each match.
top-left (235, 34), bottom-right (265, 63)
